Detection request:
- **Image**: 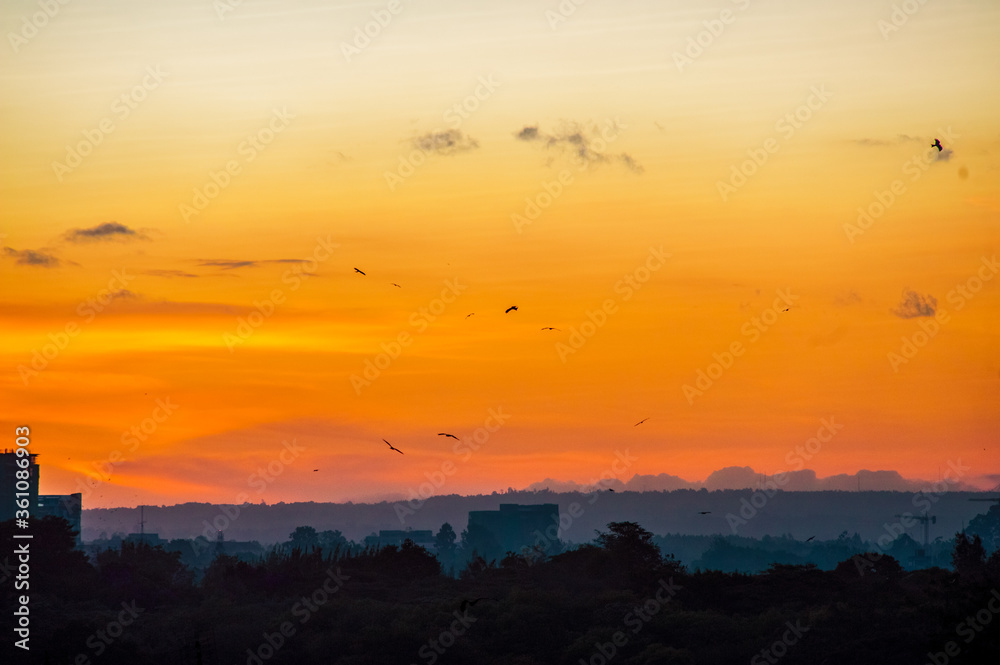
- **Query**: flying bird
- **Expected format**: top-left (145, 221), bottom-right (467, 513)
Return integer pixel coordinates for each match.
top-left (608, 488), bottom-right (615, 492)
top-left (698, 511), bottom-right (712, 515)
top-left (465, 313), bottom-right (475, 319)
top-left (505, 305), bottom-right (518, 313)
top-left (354, 268), bottom-right (366, 275)
top-left (805, 536), bottom-right (816, 542)
top-left (932, 138), bottom-right (942, 151)
top-left (382, 439), bottom-right (404, 455)
top-left (313, 469), bottom-right (319, 472)
top-left (438, 433), bottom-right (459, 440)
top-left (541, 327), bottom-right (561, 331)
top-left (634, 418), bottom-right (649, 427)
top-left (391, 283), bottom-right (401, 288)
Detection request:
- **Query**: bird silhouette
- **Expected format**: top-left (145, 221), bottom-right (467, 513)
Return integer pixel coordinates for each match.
top-left (382, 439), bottom-right (404, 455)
top-left (932, 138), bottom-right (942, 151)
top-left (465, 313), bottom-right (475, 318)
top-left (438, 433), bottom-right (459, 440)
top-left (505, 305), bottom-right (518, 313)
top-left (354, 268), bottom-right (366, 275)
top-left (634, 418), bottom-right (649, 427)
top-left (391, 283), bottom-right (401, 288)
top-left (805, 536), bottom-right (816, 542)
top-left (313, 469), bottom-right (319, 472)
top-left (541, 327), bottom-right (560, 331)
top-left (698, 511), bottom-right (712, 515)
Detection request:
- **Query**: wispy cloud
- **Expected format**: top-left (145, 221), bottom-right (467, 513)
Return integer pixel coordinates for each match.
top-left (514, 120), bottom-right (643, 173)
top-left (892, 289), bottom-right (937, 318)
top-left (197, 259), bottom-right (307, 270)
top-left (619, 153), bottom-right (645, 174)
top-left (834, 289), bottom-right (862, 306)
top-left (411, 129), bottom-right (479, 155)
top-left (2, 246), bottom-right (73, 268)
top-left (144, 269), bottom-right (200, 278)
top-left (107, 289), bottom-right (139, 302)
top-left (63, 222), bottom-right (150, 243)
top-left (848, 134), bottom-right (928, 147)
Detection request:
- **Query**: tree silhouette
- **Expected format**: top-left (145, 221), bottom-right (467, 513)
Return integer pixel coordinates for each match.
top-left (965, 504), bottom-right (1000, 554)
top-left (95, 540), bottom-right (194, 607)
top-left (595, 521), bottom-right (662, 570)
top-left (287, 525), bottom-right (320, 552)
top-left (834, 551), bottom-right (903, 578)
top-left (952, 532), bottom-right (986, 579)
top-left (0, 516), bottom-right (96, 599)
top-left (434, 522), bottom-right (458, 574)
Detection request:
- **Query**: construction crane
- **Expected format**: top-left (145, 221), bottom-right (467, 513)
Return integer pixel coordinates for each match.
top-left (896, 513), bottom-right (936, 549)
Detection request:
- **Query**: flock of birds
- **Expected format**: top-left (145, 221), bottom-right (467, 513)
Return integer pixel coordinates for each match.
top-left (352, 269), bottom-right (572, 334)
top-left (350, 142), bottom-right (977, 533)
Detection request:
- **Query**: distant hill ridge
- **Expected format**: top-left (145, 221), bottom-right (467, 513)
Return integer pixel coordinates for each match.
top-left (526, 465), bottom-right (985, 493)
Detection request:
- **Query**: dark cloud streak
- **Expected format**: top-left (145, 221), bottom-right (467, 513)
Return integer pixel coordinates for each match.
top-left (63, 222), bottom-right (149, 243)
top-left (892, 289), bottom-right (937, 318)
top-left (2, 247), bottom-right (70, 267)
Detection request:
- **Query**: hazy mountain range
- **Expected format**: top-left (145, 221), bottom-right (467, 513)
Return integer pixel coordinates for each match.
top-left (524, 465), bottom-right (989, 493)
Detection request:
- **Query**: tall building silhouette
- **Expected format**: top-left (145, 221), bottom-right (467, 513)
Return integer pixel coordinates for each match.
top-left (467, 503), bottom-right (560, 558)
top-left (2, 450), bottom-right (83, 545)
top-left (1, 449), bottom-right (39, 522)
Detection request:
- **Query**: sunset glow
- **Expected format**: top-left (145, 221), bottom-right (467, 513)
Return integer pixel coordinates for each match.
top-left (2, 0), bottom-right (998, 508)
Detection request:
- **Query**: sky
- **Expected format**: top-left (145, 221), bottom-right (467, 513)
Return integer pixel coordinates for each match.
top-left (1, 0), bottom-right (998, 508)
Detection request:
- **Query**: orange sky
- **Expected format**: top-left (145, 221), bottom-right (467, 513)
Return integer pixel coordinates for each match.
top-left (1, 0), bottom-right (998, 508)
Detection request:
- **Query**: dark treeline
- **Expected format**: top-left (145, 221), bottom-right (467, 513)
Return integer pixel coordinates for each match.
top-left (2, 516), bottom-right (1000, 665)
